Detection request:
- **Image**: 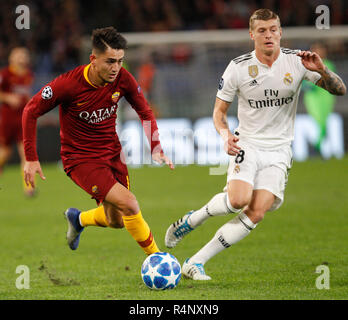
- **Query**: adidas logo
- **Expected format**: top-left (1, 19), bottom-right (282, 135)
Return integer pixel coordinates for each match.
top-left (249, 79), bottom-right (258, 86)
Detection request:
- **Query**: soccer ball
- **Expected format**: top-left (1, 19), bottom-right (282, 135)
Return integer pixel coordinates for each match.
top-left (141, 252), bottom-right (181, 290)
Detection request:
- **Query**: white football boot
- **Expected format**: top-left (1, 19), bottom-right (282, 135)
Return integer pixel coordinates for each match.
top-left (182, 258), bottom-right (211, 280)
top-left (165, 211), bottom-right (194, 248)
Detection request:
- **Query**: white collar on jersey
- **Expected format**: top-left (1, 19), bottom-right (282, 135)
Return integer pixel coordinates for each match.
top-left (252, 49), bottom-right (283, 68)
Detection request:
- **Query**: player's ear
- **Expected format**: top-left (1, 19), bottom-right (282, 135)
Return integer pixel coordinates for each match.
top-left (90, 54), bottom-right (96, 65)
top-left (249, 29), bottom-right (254, 41)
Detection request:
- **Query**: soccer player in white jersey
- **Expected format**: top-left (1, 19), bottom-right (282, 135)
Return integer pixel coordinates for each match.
top-left (165, 9), bottom-right (346, 280)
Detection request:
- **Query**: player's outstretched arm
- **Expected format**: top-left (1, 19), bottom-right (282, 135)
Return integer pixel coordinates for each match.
top-left (297, 50), bottom-right (346, 96)
top-left (213, 97), bottom-right (241, 156)
top-left (23, 160), bottom-right (46, 188)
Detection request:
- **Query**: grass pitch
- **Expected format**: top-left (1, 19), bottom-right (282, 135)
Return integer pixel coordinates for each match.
top-left (0, 158), bottom-right (347, 300)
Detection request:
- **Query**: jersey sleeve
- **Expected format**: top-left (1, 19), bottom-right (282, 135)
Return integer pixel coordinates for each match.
top-left (216, 60), bottom-right (239, 103)
top-left (123, 71), bottom-right (163, 154)
top-left (22, 74), bottom-right (70, 161)
top-left (296, 56), bottom-right (322, 84)
top-left (303, 69), bottom-right (321, 84)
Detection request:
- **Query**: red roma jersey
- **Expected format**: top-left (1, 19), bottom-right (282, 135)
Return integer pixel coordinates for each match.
top-left (22, 65), bottom-right (163, 172)
top-left (0, 66), bottom-right (33, 119)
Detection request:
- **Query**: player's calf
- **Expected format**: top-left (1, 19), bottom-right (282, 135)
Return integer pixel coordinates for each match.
top-left (104, 183), bottom-right (160, 255)
top-left (165, 192), bottom-right (243, 249)
top-left (191, 192), bottom-right (244, 228)
top-left (122, 210), bottom-right (160, 255)
top-left (186, 212), bottom-right (257, 269)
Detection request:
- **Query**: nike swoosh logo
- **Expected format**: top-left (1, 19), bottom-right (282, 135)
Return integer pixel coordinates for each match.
top-left (77, 101), bottom-right (89, 106)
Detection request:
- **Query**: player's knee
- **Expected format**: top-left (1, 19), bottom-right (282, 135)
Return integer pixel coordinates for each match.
top-left (228, 193), bottom-right (249, 210)
top-left (244, 208), bottom-right (266, 224)
top-left (107, 215), bottom-right (124, 229)
top-left (103, 205), bottom-right (125, 228)
top-left (117, 194), bottom-right (140, 216)
top-left (106, 188), bottom-right (140, 216)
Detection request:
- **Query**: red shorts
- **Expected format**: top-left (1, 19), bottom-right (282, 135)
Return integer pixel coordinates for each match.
top-left (0, 115), bottom-right (22, 146)
top-left (67, 156), bottom-right (130, 205)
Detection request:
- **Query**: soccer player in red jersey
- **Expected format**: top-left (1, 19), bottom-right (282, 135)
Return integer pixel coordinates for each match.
top-left (0, 47), bottom-right (35, 196)
top-left (22, 27), bottom-right (174, 256)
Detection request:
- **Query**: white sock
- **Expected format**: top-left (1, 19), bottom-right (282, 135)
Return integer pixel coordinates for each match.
top-left (188, 192), bottom-right (241, 228)
top-left (190, 212), bottom-right (257, 265)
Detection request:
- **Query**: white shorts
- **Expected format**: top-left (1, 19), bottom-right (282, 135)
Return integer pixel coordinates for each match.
top-left (225, 140), bottom-right (293, 211)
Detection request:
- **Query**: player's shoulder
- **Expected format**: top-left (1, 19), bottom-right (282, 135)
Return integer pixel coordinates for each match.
top-left (226, 51), bottom-right (255, 73)
top-left (118, 67), bottom-right (138, 89)
top-left (49, 65), bottom-right (86, 92)
top-left (57, 65), bottom-right (85, 82)
top-left (280, 47), bottom-right (301, 63)
top-left (41, 65), bottom-right (85, 100)
top-left (119, 67), bottom-right (134, 80)
top-left (281, 47), bottom-right (299, 55)
top-left (280, 47), bottom-right (305, 69)
top-left (232, 51), bottom-right (254, 65)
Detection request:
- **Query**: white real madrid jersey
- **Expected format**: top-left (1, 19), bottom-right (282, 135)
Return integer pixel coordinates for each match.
top-left (217, 48), bottom-right (321, 149)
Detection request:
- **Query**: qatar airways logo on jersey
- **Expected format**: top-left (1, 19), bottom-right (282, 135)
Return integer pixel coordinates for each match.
top-left (248, 89), bottom-right (294, 109)
top-left (79, 105), bottom-right (117, 124)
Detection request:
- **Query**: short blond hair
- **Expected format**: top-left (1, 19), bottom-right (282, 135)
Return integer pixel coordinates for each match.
top-left (249, 9), bottom-right (281, 30)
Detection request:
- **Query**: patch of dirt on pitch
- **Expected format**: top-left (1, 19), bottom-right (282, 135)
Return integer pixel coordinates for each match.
top-left (38, 259), bottom-right (80, 286)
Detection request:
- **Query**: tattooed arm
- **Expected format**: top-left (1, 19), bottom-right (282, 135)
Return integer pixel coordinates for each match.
top-left (213, 97), bottom-right (241, 156)
top-left (315, 66), bottom-right (347, 96)
top-left (297, 50), bottom-right (346, 96)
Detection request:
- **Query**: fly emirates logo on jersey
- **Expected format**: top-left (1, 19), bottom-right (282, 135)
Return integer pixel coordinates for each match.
top-left (79, 105), bottom-right (117, 124)
top-left (248, 89), bottom-right (294, 109)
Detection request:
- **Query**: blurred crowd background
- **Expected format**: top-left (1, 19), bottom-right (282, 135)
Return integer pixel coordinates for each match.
top-left (1, 0), bottom-right (348, 74)
top-left (0, 0), bottom-right (347, 121)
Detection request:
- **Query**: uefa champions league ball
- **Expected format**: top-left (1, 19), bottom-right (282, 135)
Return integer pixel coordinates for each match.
top-left (141, 252), bottom-right (181, 290)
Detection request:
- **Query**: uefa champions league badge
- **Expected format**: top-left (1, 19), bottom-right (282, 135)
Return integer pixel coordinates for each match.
top-left (218, 78), bottom-right (224, 90)
top-left (41, 86), bottom-right (53, 100)
top-left (137, 85), bottom-right (142, 93)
